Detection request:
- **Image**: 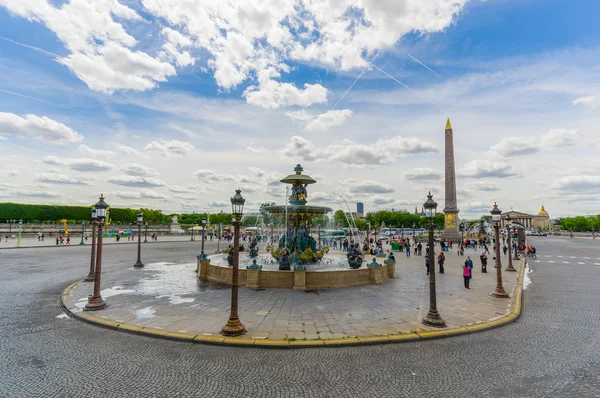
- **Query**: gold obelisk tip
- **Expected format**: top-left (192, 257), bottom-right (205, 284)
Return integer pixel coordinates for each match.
top-left (445, 118), bottom-right (452, 130)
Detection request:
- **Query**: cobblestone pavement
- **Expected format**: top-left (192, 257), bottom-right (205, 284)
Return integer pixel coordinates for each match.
top-left (63, 246), bottom-right (521, 341)
top-left (1, 237), bottom-right (599, 397)
top-left (0, 234), bottom-right (213, 249)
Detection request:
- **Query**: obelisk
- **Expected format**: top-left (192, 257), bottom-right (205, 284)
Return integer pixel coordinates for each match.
top-left (442, 118), bottom-right (460, 241)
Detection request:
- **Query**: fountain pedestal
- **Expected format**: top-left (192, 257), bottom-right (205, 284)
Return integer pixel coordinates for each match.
top-left (293, 270), bottom-right (306, 290)
top-left (246, 268), bottom-right (261, 290)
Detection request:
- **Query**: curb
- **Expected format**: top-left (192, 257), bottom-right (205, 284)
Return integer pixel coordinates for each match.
top-left (61, 259), bottom-right (526, 349)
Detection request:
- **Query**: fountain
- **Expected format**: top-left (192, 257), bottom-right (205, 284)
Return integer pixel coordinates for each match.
top-left (263, 164), bottom-right (332, 269)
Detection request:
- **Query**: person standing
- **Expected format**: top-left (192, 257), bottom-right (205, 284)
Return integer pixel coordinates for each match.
top-left (425, 255), bottom-right (430, 276)
top-left (463, 262), bottom-right (472, 289)
top-left (480, 252), bottom-right (488, 273)
top-left (466, 256), bottom-right (473, 278)
top-left (438, 252), bottom-right (445, 274)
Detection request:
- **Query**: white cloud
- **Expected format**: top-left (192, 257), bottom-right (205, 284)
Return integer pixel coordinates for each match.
top-left (541, 129), bottom-right (581, 148)
top-left (159, 27), bottom-right (195, 67)
top-left (169, 185), bottom-right (197, 193)
top-left (553, 175), bottom-right (600, 193)
top-left (0, 112), bottom-right (83, 144)
top-left (207, 200), bottom-right (229, 208)
top-left (466, 182), bottom-right (499, 192)
top-left (145, 140), bottom-right (194, 157)
top-left (490, 129), bottom-right (581, 157)
top-left (78, 144), bottom-right (117, 158)
top-left (285, 109), bottom-right (353, 132)
top-left (13, 189), bottom-right (61, 198)
top-left (42, 156), bottom-right (114, 172)
top-left (174, 193), bottom-right (197, 201)
top-left (246, 146), bottom-right (268, 153)
top-left (370, 196), bottom-right (395, 206)
top-left (403, 168), bottom-right (442, 181)
top-left (7, 170), bottom-right (20, 176)
top-left (281, 135), bottom-right (438, 165)
top-left (120, 163), bottom-right (160, 177)
top-left (112, 144), bottom-right (142, 156)
top-left (460, 160), bottom-right (521, 179)
top-left (112, 189), bottom-right (167, 199)
top-left (107, 175), bottom-right (167, 187)
top-left (244, 68), bottom-right (328, 109)
top-left (193, 169), bottom-right (236, 183)
top-left (35, 173), bottom-right (90, 185)
top-left (573, 95), bottom-right (600, 109)
top-left (346, 180), bottom-right (395, 194)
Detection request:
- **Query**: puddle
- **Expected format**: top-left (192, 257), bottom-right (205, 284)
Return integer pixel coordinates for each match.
top-left (100, 286), bottom-right (135, 298)
top-left (156, 295), bottom-right (195, 304)
top-left (134, 307), bottom-right (156, 319)
top-left (135, 262), bottom-right (198, 304)
top-left (56, 313), bottom-right (70, 319)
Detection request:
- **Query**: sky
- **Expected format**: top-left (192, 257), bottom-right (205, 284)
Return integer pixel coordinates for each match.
top-left (0, 0), bottom-right (599, 219)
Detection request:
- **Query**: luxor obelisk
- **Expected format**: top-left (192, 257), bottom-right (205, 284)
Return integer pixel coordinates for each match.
top-left (443, 118), bottom-right (460, 241)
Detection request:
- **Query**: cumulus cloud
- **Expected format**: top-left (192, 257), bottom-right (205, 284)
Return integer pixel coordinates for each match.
top-left (490, 129), bottom-right (581, 157)
top-left (107, 175), bottom-right (167, 187)
top-left (553, 175), bottom-right (600, 192)
top-left (174, 193), bottom-right (197, 201)
top-left (573, 95), bottom-right (600, 109)
top-left (78, 144), bottom-right (117, 158)
top-left (169, 185), bottom-right (197, 193)
top-left (13, 189), bottom-right (61, 198)
top-left (370, 196), bottom-right (395, 205)
top-left (459, 160), bottom-right (521, 179)
top-left (281, 136), bottom-right (438, 165)
top-left (207, 200), bottom-right (229, 207)
top-left (120, 163), bottom-right (160, 177)
top-left (193, 169), bottom-right (236, 183)
top-left (42, 156), bottom-right (114, 172)
top-left (403, 168), bottom-right (442, 181)
top-left (112, 189), bottom-right (167, 199)
top-left (344, 180), bottom-right (395, 194)
top-left (285, 109), bottom-right (353, 132)
top-left (112, 144), bottom-right (142, 156)
top-left (35, 173), bottom-right (90, 185)
top-left (0, 112), bottom-right (83, 144)
top-left (466, 182), bottom-right (499, 192)
top-left (145, 140), bottom-right (194, 157)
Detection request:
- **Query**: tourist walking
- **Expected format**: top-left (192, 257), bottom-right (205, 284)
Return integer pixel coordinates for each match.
top-left (480, 252), bottom-right (488, 273)
top-left (463, 262), bottom-right (472, 289)
top-left (425, 255), bottom-right (430, 276)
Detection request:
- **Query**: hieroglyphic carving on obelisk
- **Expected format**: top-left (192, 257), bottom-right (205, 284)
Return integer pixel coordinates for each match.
top-left (443, 118), bottom-right (460, 240)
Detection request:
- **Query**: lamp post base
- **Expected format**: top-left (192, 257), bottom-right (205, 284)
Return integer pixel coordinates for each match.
top-left (422, 310), bottom-right (447, 328)
top-left (490, 287), bottom-right (510, 298)
top-left (84, 272), bottom-right (95, 282)
top-left (133, 260), bottom-right (145, 269)
top-left (506, 264), bottom-right (517, 272)
top-left (220, 317), bottom-right (247, 336)
top-left (84, 295), bottom-right (107, 311)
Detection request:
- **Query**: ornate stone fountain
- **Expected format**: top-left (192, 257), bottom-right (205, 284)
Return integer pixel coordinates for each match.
top-left (263, 164), bottom-right (332, 269)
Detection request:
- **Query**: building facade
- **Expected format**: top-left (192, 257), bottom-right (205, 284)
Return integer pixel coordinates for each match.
top-left (501, 205), bottom-right (550, 230)
top-left (356, 202), bottom-right (364, 216)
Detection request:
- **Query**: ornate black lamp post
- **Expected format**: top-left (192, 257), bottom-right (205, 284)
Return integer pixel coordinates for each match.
top-left (85, 209), bottom-right (98, 281)
top-left (144, 222), bottom-right (148, 243)
top-left (490, 203), bottom-right (509, 298)
top-left (217, 223), bottom-right (222, 253)
top-left (16, 219), bottom-right (22, 247)
top-left (201, 216), bottom-right (207, 253)
top-left (422, 192), bottom-right (446, 328)
top-left (190, 221), bottom-right (195, 241)
top-left (134, 211), bottom-right (144, 268)
top-left (459, 221), bottom-right (465, 243)
top-left (412, 222), bottom-right (416, 240)
top-left (85, 194), bottom-right (109, 311)
top-left (221, 189), bottom-right (247, 336)
top-left (80, 221), bottom-right (85, 245)
top-left (504, 214), bottom-right (517, 272)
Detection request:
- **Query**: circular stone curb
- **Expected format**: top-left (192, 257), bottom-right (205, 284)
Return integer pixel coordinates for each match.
top-left (61, 259), bottom-right (526, 349)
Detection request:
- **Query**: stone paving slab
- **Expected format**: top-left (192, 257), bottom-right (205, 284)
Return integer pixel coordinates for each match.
top-left (63, 248), bottom-right (524, 344)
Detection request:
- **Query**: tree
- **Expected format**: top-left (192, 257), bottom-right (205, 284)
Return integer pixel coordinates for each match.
top-left (333, 210), bottom-right (349, 228)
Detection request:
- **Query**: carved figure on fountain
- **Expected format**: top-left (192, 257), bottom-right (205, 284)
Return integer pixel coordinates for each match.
top-left (279, 248), bottom-right (291, 271)
top-left (225, 245), bottom-right (234, 266)
top-left (347, 243), bottom-right (364, 269)
top-left (249, 238), bottom-right (259, 258)
top-left (291, 182), bottom-right (308, 205)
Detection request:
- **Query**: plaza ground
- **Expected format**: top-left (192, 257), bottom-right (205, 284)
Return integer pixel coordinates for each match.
top-left (1, 236), bottom-right (599, 397)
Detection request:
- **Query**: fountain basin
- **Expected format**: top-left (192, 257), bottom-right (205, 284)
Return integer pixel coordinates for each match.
top-left (198, 253), bottom-right (395, 290)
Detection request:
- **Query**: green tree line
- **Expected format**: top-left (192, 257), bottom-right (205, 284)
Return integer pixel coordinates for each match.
top-left (559, 215), bottom-right (600, 232)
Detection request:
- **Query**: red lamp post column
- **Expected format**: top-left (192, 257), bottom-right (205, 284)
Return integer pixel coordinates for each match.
top-left (84, 210), bottom-right (97, 282)
top-left (85, 194), bottom-right (109, 311)
top-left (221, 189), bottom-right (247, 337)
top-left (422, 192), bottom-right (446, 328)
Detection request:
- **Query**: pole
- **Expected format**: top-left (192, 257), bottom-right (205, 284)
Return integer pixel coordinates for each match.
top-left (85, 222), bottom-right (96, 281)
top-left (191, 224), bottom-right (194, 241)
top-left (221, 219), bottom-right (246, 336)
top-left (144, 223), bottom-right (148, 243)
top-left (422, 218), bottom-right (446, 327)
top-left (85, 221), bottom-right (107, 310)
top-left (217, 223), bottom-right (221, 253)
top-left (17, 221), bottom-right (22, 248)
top-left (80, 221), bottom-right (85, 245)
top-left (201, 225), bottom-right (205, 253)
top-left (134, 222), bottom-right (144, 268)
top-left (506, 225), bottom-right (516, 272)
top-left (491, 222), bottom-right (509, 298)
top-left (513, 226), bottom-right (520, 260)
top-left (285, 186), bottom-right (289, 249)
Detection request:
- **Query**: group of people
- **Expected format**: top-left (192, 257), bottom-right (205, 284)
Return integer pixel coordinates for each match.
top-left (55, 234), bottom-right (70, 245)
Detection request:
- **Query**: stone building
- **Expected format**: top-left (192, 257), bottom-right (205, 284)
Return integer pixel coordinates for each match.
top-left (501, 205), bottom-right (550, 229)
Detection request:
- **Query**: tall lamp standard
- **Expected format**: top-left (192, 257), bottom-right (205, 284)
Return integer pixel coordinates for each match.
top-left (85, 194), bottom-right (109, 311)
top-left (490, 203), bottom-right (509, 298)
top-left (504, 214), bottom-right (517, 272)
top-left (16, 219), bottom-right (23, 248)
top-left (190, 222), bottom-right (195, 241)
top-left (459, 221), bottom-right (465, 244)
top-left (144, 222), bottom-right (148, 243)
top-left (133, 211), bottom-right (144, 268)
top-left (85, 208), bottom-right (98, 282)
top-left (422, 192), bottom-right (446, 328)
top-left (217, 223), bottom-right (222, 253)
top-left (221, 189), bottom-right (247, 337)
top-left (412, 222), bottom-right (416, 240)
top-left (201, 217), bottom-right (207, 255)
top-left (80, 221), bottom-right (85, 245)
top-left (512, 223), bottom-right (520, 260)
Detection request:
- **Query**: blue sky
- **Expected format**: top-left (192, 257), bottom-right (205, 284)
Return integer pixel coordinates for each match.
top-left (1, 0), bottom-right (599, 218)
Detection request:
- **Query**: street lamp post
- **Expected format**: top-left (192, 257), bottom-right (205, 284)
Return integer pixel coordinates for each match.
top-left (134, 211), bottom-right (144, 268)
top-left (367, 221), bottom-right (371, 246)
top-left (201, 217), bottom-right (207, 255)
top-left (512, 224), bottom-right (520, 260)
top-left (144, 223), bottom-right (148, 243)
top-left (191, 222), bottom-right (195, 241)
top-left (490, 203), bottom-right (509, 298)
top-left (422, 192), bottom-right (446, 328)
top-left (16, 219), bottom-right (22, 248)
top-left (459, 221), bottom-right (465, 244)
top-left (217, 223), bottom-right (222, 253)
top-left (9, 219), bottom-right (12, 234)
top-left (412, 222), bottom-right (416, 240)
top-left (221, 189), bottom-right (247, 336)
top-left (84, 208), bottom-right (97, 282)
top-left (505, 215), bottom-right (517, 272)
top-left (80, 221), bottom-right (85, 245)
top-left (85, 194), bottom-right (109, 311)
